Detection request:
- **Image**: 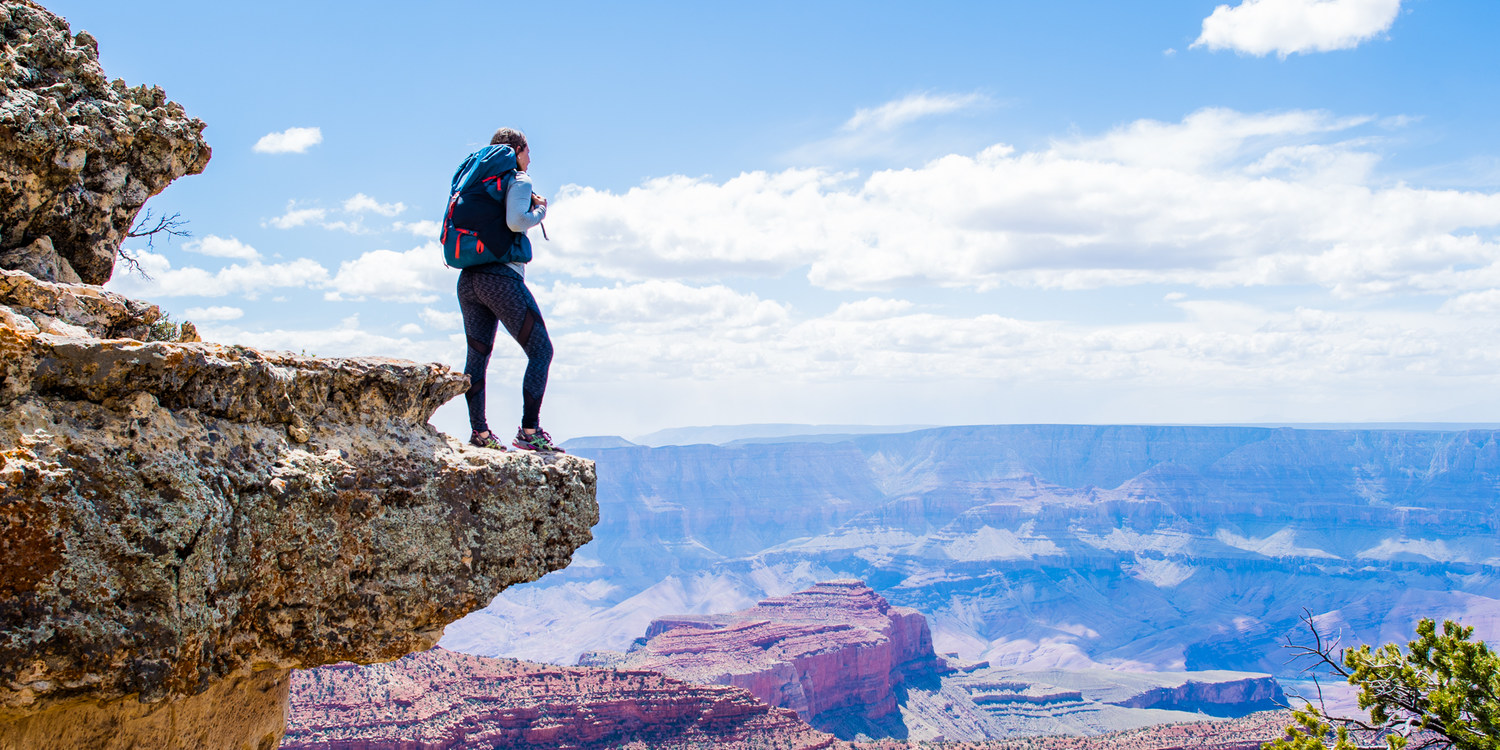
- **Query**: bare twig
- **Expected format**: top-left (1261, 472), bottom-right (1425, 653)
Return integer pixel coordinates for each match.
top-left (126, 208), bottom-right (191, 248)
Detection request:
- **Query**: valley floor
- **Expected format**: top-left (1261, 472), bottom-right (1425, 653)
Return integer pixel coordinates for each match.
top-left (851, 710), bottom-right (1290, 749)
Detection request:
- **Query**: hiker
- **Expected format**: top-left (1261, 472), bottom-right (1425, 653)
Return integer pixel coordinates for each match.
top-left (448, 127), bottom-right (563, 453)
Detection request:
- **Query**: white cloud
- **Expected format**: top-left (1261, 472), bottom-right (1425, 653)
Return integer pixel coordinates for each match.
top-left (182, 306), bottom-right (244, 322)
top-left (538, 280), bottom-right (791, 335)
top-left (319, 220), bottom-right (374, 235)
top-left (201, 320), bottom-right (455, 365)
top-left (420, 307), bottom-right (463, 330)
top-left (253, 126), bottom-right (324, 154)
top-left (103, 250), bottom-right (330, 299)
top-left (324, 242), bottom-right (450, 303)
top-left (842, 92), bottom-right (988, 133)
top-left (394, 220), bottom-right (442, 239)
top-left (266, 202), bottom-right (328, 230)
top-left (1192, 0), bottom-right (1403, 58)
top-left (399, 323), bottom-right (424, 335)
top-left (185, 235), bottom-right (260, 261)
top-left (829, 297), bottom-right (915, 321)
top-left (539, 107), bottom-right (1500, 300)
top-left (344, 193), bottom-right (407, 217)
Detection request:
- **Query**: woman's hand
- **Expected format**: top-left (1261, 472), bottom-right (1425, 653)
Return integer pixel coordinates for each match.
top-left (531, 193), bottom-right (548, 209)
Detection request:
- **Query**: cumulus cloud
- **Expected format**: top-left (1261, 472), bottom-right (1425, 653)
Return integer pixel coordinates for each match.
top-left (185, 235), bottom-right (261, 261)
top-left (103, 250), bottom-right (330, 299)
top-left (201, 320), bottom-right (455, 365)
top-left (523, 285), bottom-right (1493, 405)
top-left (324, 242), bottom-right (449, 303)
top-left (420, 307), bottom-right (463, 330)
top-left (829, 297), bottom-right (916, 321)
top-left (266, 202), bottom-right (328, 230)
top-left (538, 280), bottom-right (791, 334)
top-left (1192, 0), bottom-right (1403, 57)
top-left (538, 107), bottom-right (1500, 300)
top-left (268, 196), bottom-right (412, 233)
top-left (842, 92), bottom-right (989, 133)
top-left (394, 219), bottom-right (441, 239)
top-left (253, 126), bottom-right (324, 154)
top-left (182, 306), bottom-right (245, 322)
top-left (344, 193), bottom-right (406, 216)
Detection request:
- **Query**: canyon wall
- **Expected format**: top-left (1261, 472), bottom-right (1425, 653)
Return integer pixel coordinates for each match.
top-left (587, 581), bottom-right (950, 739)
top-left (282, 647), bottom-right (841, 750)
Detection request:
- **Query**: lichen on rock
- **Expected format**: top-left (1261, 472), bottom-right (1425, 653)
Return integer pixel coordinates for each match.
top-left (0, 0), bottom-right (211, 284)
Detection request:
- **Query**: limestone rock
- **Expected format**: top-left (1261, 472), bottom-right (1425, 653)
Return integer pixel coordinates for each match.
top-left (0, 237), bottom-right (80, 284)
top-left (0, 273), bottom-right (599, 749)
top-left (0, 0), bottom-right (211, 285)
top-left (281, 647), bottom-right (842, 750)
top-left (0, 268), bottom-right (159, 340)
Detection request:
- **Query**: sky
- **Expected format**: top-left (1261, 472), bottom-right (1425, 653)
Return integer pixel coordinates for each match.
top-left (45, 0), bottom-right (1500, 439)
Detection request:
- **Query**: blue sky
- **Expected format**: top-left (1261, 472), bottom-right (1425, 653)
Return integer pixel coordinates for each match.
top-left (47, 0), bottom-right (1500, 438)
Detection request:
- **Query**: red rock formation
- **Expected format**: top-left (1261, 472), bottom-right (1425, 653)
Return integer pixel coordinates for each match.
top-left (281, 647), bottom-right (840, 750)
top-left (598, 580), bottom-right (949, 738)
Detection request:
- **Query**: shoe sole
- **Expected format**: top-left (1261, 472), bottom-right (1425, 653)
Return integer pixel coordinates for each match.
top-left (512, 441), bottom-right (564, 454)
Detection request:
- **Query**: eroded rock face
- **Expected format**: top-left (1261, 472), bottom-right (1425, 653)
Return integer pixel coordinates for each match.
top-left (0, 270), bottom-right (599, 749)
top-left (585, 581), bottom-right (950, 740)
top-left (0, 0), bottom-right (211, 284)
top-left (282, 647), bottom-right (842, 750)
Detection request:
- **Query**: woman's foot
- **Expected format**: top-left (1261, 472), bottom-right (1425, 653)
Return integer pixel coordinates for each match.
top-left (512, 426), bottom-right (565, 453)
top-left (470, 430), bottom-right (507, 451)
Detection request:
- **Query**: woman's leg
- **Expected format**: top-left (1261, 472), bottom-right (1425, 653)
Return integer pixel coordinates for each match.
top-left (463, 271), bottom-right (553, 430)
top-left (514, 294), bottom-right (552, 430)
top-left (457, 271), bottom-right (501, 434)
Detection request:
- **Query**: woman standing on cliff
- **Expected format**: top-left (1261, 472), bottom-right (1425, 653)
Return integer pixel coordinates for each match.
top-left (455, 127), bottom-right (564, 453)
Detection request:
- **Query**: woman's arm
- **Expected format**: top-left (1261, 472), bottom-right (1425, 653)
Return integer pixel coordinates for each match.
top-left (500, 172), bottom-right (546, 232)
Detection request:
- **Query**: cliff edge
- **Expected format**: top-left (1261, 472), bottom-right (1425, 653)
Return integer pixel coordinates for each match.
top-left (0, 3), bottom-right (598, 748)
top-left (0, 267), bottom-right (599, 749)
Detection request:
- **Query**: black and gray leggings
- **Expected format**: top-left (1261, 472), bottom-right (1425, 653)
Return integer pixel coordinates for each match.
top-left (457, 268), bottom-right (553, 433)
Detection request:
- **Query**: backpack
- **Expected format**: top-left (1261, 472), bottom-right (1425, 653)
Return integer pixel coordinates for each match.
top-left (440, 144), bottom-right (526, 268)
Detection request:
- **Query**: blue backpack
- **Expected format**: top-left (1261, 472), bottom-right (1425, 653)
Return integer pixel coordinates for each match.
top-left (441, 144), bottom-right (526, 268)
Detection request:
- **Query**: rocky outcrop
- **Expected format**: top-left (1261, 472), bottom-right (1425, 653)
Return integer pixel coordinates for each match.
top-left (281, 647), bottom-right (841, 750)
top-left (584, 581), bottom-right (949, 739)
top-left (0, 0), bottom-right (211, 284)
top-left (0, 268), bottom-right (599, 749)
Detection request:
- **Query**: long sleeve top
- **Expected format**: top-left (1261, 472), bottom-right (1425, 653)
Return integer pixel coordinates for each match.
top-left (478, 171), bottom-right (544, 278)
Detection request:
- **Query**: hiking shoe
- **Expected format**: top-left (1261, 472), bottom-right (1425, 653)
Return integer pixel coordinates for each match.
top-left (513, 427), bottom-right (565, 453)
top-left (470, 430), bottom-right (508, 451)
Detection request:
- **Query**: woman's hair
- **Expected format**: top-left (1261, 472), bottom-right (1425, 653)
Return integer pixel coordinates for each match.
top-left (490, 127), bottom-right (528, 153)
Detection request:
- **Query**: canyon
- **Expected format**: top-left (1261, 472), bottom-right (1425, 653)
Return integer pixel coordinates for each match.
top-left (445, 425), bottom-right (1499, 715)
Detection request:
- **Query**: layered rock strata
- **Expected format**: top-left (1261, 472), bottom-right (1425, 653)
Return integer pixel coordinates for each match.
top-left (584, 580), bottom-right (949, 739)
top-left (282, 646), bottom-right (841, 750)
top-left (0, 269), bottom-right (599, 749)
top-left (0, 0), bottom-right (211, 284)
